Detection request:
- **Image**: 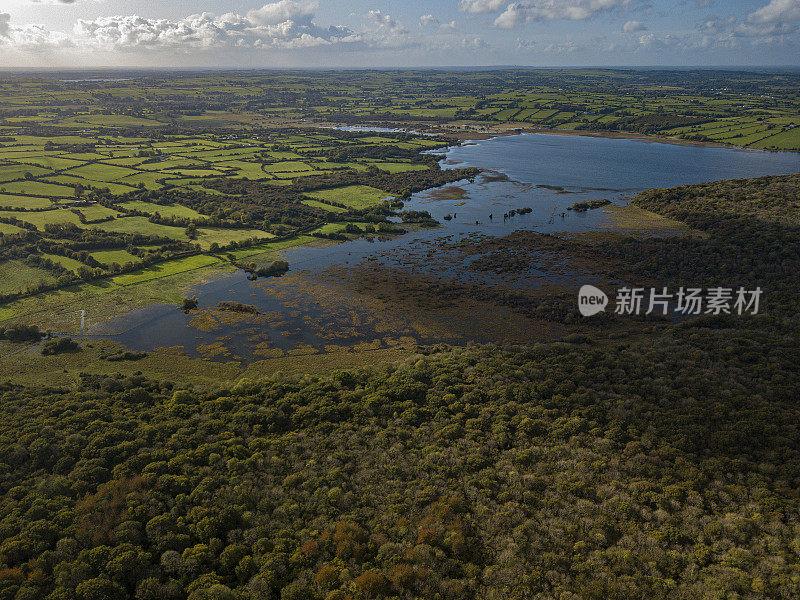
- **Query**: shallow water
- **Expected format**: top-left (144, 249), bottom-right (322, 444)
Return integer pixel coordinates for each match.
top-left (92, 133), bottom-right (800, 358)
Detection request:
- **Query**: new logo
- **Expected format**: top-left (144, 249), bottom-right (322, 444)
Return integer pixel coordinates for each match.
top-left (578, 285), bottom-right (608, 317)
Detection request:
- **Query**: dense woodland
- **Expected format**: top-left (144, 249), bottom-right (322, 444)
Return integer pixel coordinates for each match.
top-left (1, 174), bottom-right (800, 599)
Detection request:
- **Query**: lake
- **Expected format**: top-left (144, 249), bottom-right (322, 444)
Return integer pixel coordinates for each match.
top-left (91, 133), bottom-right (800, 359)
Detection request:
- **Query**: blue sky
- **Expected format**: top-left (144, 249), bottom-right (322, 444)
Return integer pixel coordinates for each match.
top-left (1, 1), bottom-right (798, 68)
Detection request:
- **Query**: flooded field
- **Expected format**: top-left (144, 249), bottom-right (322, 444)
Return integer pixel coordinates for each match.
top-left (90, 133), bottom-right (800, 360)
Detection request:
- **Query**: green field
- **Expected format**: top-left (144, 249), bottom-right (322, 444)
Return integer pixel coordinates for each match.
top-left (195, 227), bottom-right (275, 250)
top-left (0, 194), bottom-right (52, 209)
top-left (76, 204), bottom-right (122, 221)
top-left (89, 249), bottom-right (141, 267)
top-left (0, 208), bottom-right (83, 229)
top-left (64, 163), bottom-right (139, 182)
top-left (301, 199), bottom-right (347, 212)
top-left (90, 216), bottom-right (190, 240)
top-left (111, 254), bottom-right (221, 285)
top-left (0, 222), bottom-right (23, 235)
top-left (0, 260), bottom-right (57, 293)
top-left (119, 200), bottom-right (205, 219)
top-left (40, 253), bottom-right (86, 273)
top-left (306, 185), bottom-right (393, 209)
top-left (0, 180), bottom-right (74, 197)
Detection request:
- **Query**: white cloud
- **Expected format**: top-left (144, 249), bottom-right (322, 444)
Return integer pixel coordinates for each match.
top-left (247, 0), bottom-right (317, 26)
top-left (731, 1), bottom-right (800, 37)
top-left (543, 40), bottom-right (582, 52)
top-left (420, 15), bottom-right (459, 34)
top-left (637, 32), bottom-right (682, 50)
top-left (366, 10), bottom-right (407, 35)
top-left (495, 4), bottom-right (528, 28)
top-left (623, 20), bottom-right (645, 32)
top-left (0, 2), bottom-right (367, 53)
top-left (420, 14), bottom-right (439, 27)
top-left (0, 12), bottom-right (73, 50)
top-left (748, 0), bottom-right (800, 24)
top-left (459, 0), bottom-right (509, 14)
top-left (426, 35), bottom-right (489, 51)
top-left (698, 16), bottom-right (735, 35)
top-left (490, 1), bottom-right (636, 29)
top-left (362, 10), bottom-right (410, 47)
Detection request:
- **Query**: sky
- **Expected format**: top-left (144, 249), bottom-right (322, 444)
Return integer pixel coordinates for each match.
top-left (0, 1), bottom-right (799, 68)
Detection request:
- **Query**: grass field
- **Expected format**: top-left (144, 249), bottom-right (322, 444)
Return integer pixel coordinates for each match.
top-left (119, 200), bottom-right (205, 219)
top-left (40, 253), bottom-right (86, 273)
top-left (195, 227), bottom-right (275, 250)
top-left (64, 163), bottom-right (139, 182)
top-left (0, 194), bottom-right (52, 209)
top-left (90, 249), bottom-right (141, 267)
top-left (0, 180), bottom-right (74, 197)
top-left (0, 222), bottom-right (23, 235)
top-left (111, 254), bottom-right (221, 285)
top-left (0, 260), bottom-right (57, 294)
top-left (0, 208), bottom-right (83, 229)
top-left (91, 216), bottom-right (190, 240)
top-left (76, 205), bottom-right (122, 221)
top-left (305, 185), bottom-right (393, 209)
top-left (301, 199), bottom-right (347, 212)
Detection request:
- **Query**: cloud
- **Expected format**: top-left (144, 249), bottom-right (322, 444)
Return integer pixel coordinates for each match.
top-left (0, 2), bottom-right (416, 55)
top-left (543, 40), bottom-right (583, 53)
top-left (426, 35), bottom-right (489, 51)
top-left (366, 10), bottom-right (407, 35)
top-left (420, 14), bottom-right (458, 33)
top-left (459, 0), bottom-right (509, 13)
top-left (73, 13), bottom-right (254, 50)
top-left (748, 0), bottom-right (800, 24)
top-left (0, 13), bottom-right (10, 38)
top-left (623, 20), bottom-right (645, 32)
top-left (698, 16), bottom-right (735, 35)
top-left (495, 4), bottom-right (528, 28)
top-left (247, 0), bottom-right (316, 26)
top-left (636, 32), bottom-right (683, 50)
top-left (420, 14), bottom-right (439, 27)
top-left (488, 1), bottom-right (636, 29)
top-left (730, 1), bottom-right (800, 37)
top-left (361, 10), bottom-right (410, 47)
top-left (0, 2), bottom-right (371, 53)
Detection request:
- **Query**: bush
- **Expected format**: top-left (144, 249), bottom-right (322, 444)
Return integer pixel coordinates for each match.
top-left (40, 337), bottom-right (79, 355)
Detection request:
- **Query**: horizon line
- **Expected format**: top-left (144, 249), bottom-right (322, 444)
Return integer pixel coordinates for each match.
top-left (1, 65), bottom-right (799, 73)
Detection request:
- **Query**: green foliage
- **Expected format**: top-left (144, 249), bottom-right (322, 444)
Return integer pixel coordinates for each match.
top-left (1, 329), bottom-right (800, 598)
top-left (40, 337), bottom-right (79, 355)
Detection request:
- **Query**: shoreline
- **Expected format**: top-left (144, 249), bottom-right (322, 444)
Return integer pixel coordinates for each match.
top-left (308, 118), bottom-right (796, 153)
top-left (3, 126), bottom-right (797, 336)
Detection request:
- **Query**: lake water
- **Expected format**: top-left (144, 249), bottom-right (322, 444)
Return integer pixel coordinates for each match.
top-left (91, 133), bottom-right (800, 359)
